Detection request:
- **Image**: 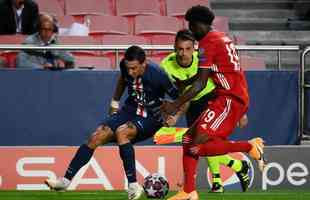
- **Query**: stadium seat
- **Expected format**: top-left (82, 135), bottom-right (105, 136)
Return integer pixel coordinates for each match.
top-left (101, 35), bottom-right (151, 67)
top-left (101, 35), bottom-right (150, 45)
top-left (151, 35), bottom-right (175, 45)
top-left (116, 0), bottom-right (161, 16)
top-left (65, 0), bottom-right (114, 16)
top-left (59, 36), bottom-right (99, 44)
top-left (149, 54), bottom-right (169, 65)
top-left (75, 55), bottom-right (113, 70)
top-left (166, 0), bottom-right (210, 17)
top-left (59, 36), bottom-right (101, 56)
top-left (239, 55), bottom-right (266, 71)
top-left (135, 16), bottom-right (182, 35)
top-left (88, 16), bottom-right (130, 38)
top-left (58, 15), bottom-right (76, 29)
top-left (36, 0), bottom-right (64, 16)
top-left (0, 35), bottom-right (27, 68)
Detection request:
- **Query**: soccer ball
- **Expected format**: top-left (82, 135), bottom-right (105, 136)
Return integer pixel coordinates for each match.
top-left (143, 173), bottom-right (169, 199)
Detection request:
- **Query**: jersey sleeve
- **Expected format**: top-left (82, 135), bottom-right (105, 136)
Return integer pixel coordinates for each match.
top-left (119, 59), bottom-right (127, 78)
top-left (198, 41), bottom-right (216, 69)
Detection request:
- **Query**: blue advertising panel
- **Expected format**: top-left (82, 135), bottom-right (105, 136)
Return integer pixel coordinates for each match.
top-left (0, 70), bottom-right (299, 145)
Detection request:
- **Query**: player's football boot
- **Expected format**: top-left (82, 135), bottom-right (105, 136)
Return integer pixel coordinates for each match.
top-left (236, 160), bottom-right (250, 192)
top-left (209, 182), bottom-right (224, 193)
top-left (128, 182), bottom-right (144, 200)
top-left (167, 190), bottom-right (199, 200)
top-left (44, 177), bottom-right (70, 191)
top-left (248, 137), bottom-right (266, 171)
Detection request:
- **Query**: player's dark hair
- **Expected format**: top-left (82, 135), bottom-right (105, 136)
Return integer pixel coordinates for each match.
top-left (175, 29), bottom-right (195, 44)
top-left (124, 45), bottom-right (146, 64)
top-left (185, 5), bottom-right (215, 25)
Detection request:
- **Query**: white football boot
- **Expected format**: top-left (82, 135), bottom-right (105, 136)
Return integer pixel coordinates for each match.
top-left (127, 182), bottom-right (144, 200)
top-left (45, 177), bottom-right (70, 191)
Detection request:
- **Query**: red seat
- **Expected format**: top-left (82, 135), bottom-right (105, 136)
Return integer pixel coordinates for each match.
top-left (101, 35), bottom-right (151, 67)
top-left (36, 0), bottom-right (64, 16)
top-left (135, 16), bottom-right (182, 35)
top-left (75, 55), bottom-right (113, 70)
top-left (59, 36), bottom-right (99, 45)
top-left (89, 16), bottom-right (130, 37)
top-left (58, 15), bottom-right (76, 28)
top-left (149, 54), bottom-right (170, 65)
top-left (0, 35), bottom-right (27, 68)
top-left (151, 35), bottom-right (175, 45)
top-left (65, 0), bottom-right (114, 16)
top-left (101, 35), bottom-right (150, 45)
top-left (59, 36), bottom-right (101, 56)
top-left (0, 35), bottom-right (27, 44)
top-left (116, 0), bottom-right (161, 16)
top-left (166, 0), bottom-right (210, 17)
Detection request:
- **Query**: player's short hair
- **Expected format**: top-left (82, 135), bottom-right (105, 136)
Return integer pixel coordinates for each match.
top-left (175, 29), bottom-right (195, 44)
top-left (185, 5), bottom-right (215, 25)
top-left (125, 45), bottom-right (146, 64)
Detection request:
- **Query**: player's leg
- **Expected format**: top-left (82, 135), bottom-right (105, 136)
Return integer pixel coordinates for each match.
top-left (45, 110), bottom-right (129, 191)
top-left (116, 116), bottom-right (162, 200)
top-left (215, 155), bottom-right (250, 192)
top-left (193, 97), bottom-right (265, 168)
top-left (45, 125), bottom-right (114, 191)
top-left (167, 139), bottom-right (199, 200)
top-left (206, 156), bottom-right (224, 193)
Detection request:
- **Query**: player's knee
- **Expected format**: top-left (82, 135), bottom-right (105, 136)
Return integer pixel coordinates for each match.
top-left (115, 122), bottom-right (136, 144)
top-left (87, 125), bottom-right (113, 149)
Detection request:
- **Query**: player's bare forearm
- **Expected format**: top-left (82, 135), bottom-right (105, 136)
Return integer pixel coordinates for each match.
top-left (112, 75), bottom-right (126, 101)
top-left (174, 69), bottom-right (210, 108)
top-left (175, 102), bottom-right (189, 119)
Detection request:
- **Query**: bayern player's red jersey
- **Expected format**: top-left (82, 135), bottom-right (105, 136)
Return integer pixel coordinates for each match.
top-left (198, 31), bottom-right (249, 106)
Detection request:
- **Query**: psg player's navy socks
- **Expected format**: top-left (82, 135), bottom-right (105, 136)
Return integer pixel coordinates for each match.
top-left (119, 143), bottom-right (136, 183)
top-left (64, 144), bottom-right (94, 180)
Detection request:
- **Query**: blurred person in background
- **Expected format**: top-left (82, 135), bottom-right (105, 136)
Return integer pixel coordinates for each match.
top-left (16, 13), bottom-right (75, 69)
top-left (0, 0), bottom-right (39, 35)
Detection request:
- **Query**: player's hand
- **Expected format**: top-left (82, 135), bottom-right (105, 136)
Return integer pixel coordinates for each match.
top-left (237, 114), bottom-right (248, 128)
top-left (43, 63), bottom-right (53, 69)
top-left (163, 115), bottom-right (178, 127)
top-left (189, 145), bottom-right (200, 155)
top-left (160, 100), bottom-right (178, 115)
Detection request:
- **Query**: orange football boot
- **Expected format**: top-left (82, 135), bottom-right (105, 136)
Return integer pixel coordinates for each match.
top-left (167, 190), bottom-right (199, 200)
top-left (248, 137), bottom-right (266, 171)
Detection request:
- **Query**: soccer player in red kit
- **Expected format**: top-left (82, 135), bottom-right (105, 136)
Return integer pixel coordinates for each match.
top-left (161, 5), bottom-right (266, 200)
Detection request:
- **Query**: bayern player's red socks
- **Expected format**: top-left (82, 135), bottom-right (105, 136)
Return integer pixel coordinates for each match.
top-left (183, 145), bottom-right (199, 193)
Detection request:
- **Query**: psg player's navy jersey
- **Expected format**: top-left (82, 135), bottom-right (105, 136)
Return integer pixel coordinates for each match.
top-left (119, 60), bottom-right (178, 119)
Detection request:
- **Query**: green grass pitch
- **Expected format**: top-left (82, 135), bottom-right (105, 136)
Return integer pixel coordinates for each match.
top-left (0, 190), bottom-right (309, 200)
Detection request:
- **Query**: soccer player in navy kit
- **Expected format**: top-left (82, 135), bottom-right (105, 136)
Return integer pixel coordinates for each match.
top-left (45, 46), bottom-right (179, 200)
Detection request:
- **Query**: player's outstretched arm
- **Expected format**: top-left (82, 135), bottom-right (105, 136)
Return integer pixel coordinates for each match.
top-left (109, 75), bottom-right (126, 115)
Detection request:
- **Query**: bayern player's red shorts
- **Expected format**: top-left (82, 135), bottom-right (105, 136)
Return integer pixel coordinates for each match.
top-left (192, 95), bottom-right (248, 139)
